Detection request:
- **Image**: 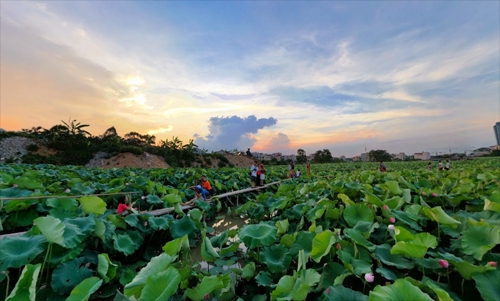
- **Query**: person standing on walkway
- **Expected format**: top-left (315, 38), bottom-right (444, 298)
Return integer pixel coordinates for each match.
top-left (288, 161), bottom-right (295, 178)
top-left (251, 161), bottom-right (258, 187)
top-left (306, 162), bottom-right (311, 177)
top-left (257, 164), bottom-right (266, 186)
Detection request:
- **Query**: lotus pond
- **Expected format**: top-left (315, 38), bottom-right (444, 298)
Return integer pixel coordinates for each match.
top-left (0, 159), bottom-right (499, 301)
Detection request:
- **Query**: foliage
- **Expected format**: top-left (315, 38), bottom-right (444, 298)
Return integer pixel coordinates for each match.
top-left (368, 149), bottom-right (392, 162)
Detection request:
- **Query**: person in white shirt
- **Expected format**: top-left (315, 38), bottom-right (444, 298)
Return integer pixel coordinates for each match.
top-left (251, 161), bottom-right (258, 187)
top-left (438, 160), bottom-right (443, 171)
top-left (296, 169), bottom-right (301, 177)
top-left (445, 159), bottom-right (450, 171)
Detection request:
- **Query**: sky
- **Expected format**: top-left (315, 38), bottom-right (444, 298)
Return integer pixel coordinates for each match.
top-left (1, 1), bottom-right (499, 157)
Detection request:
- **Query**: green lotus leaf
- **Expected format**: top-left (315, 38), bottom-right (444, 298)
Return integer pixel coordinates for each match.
top-left (239, 224), bottom-right (277, 249)
top-left (422, 206), bottom-right (461, 228)
top-left (97, 253), bottom-right (118, 283)
top-left (186, 276), bottom-right (224, 301)
top-left (202, 236), bottom-right (220, 262)
top-left (124, 253), bottom-right (176, 298)
top-left (34, 216), bottom-right (66, 246)
top-left (343, 204), bottom-right (374, 227)
top-left (317, 263), bottom-right (347, 291)
top-left (146, 195), bottom-right (164, 205)
top-left (210, 231), bottom-right (228, 249)
top-left (461, 221), bottom-right (500, 260)
top-left (383, 196), bottom-right (404, 210)
top-left (107, 214), bottom-right (127, 229)
top-left (188, 208), bottom-right (203, 221)
top-left (51, 258), bottom-right (93, 295)
top-left (320, 285), bottom-right (368, 301)
top-left (162, 194), bottom-right (181, 204)
top-left (5, 263), bottom-right (41, 301)
top-left (425, 280), bottom-right (453, 301)
top-left (375, 244), bottom-right (415, 269)
top-left (338, 193), bottom-right (355, 206)
top-left (439, 252), bottom-right (496, 280)
top-left (276, 219), bottom-right (289, 235)
top-left (66, 277), bottom-right (103, 301)
top-left (290, 231), bottom-right (315, 257)
top-left (148, 216), bottom-right (171, 231)
top-left (338, 250), bottom-right (372, 276)
top-left (162, 235), bottom-right (189, 256)
top-left (79, 196), bottom-right (106, 215)
top-left (170, 215), bottom-right (198, 239)
top-left (46, 198), bottom-right (78, 211)
top-left (472, 269), bottom-right (500, 301)
top-left (310, 230), bottom-right (336, 263)
top-left (376, 267), bottom-right (398, 281)
top-left (385, 181), bottom-right (403, 195)
top-left (139, 266), bottom-right (181, 301)
top-left (4, 199), bottom-right (38, 213)
top-left (120, 269), bottom-right (136, 287)
top-left (270, 275), bottom-right (295, 301)
top-left (363, 191), bottom-right (384, 207)
top-left (60, 223), bottom-right (86, 249)
top-left (344, 229), bottom-right (376, 251)
top-left (298, 268), bottom-right (321, 287)
top-left (113, 232), bottom-right (141, 256)
top-left (391, 210), bottom-right (422, 231)
top-left (0, 235), bottom-right (46, 270)
top-left (281, 233), bottom-right (296, 248)
top-left (369, 279), bottom-right (433, 301)
top-left (394, 226), bottom-right (415, 242)
top-left (11, 177), bottom-right (43, 190)
top-left (242, 262), bottom-right (256, 280)
top-left (260, 244), bottom-right (292, 273)
top-left (484, 192), bottom-right (500, 213)
top-left (49, 243), bottom-right (86, 265)
top-left (256, 271), bottom-right (273, 287)
top-left (413, 233), bottom-right (437, 249)
top-left (65, 216), bottom-right (96, 235)
top-left (391, 242), bottom-right (428, 258)
top-left (0, 187), bottom-right (32, 198)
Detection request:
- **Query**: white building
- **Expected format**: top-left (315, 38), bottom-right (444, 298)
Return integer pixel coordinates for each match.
top-left (392, 152), bottom-right (407, 160)
top-left (414, 152), bottom-right (431, 160)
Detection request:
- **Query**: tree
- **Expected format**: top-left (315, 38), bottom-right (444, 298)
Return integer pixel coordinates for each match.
top-left (312, 149), bottom-right (333, 163)
top-left (296, 149), bottom-right (307, 163)
top-left (368, 149), bottom-right (392, 162)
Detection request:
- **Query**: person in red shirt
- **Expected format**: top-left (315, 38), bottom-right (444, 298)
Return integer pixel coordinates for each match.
top-left (117, 195), bottom-right (135, 214)
top-left (200, 175), bottom-right (216, 196)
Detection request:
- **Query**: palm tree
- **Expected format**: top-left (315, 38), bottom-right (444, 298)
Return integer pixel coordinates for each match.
top-left (61, 119), bottom-right (91, 136)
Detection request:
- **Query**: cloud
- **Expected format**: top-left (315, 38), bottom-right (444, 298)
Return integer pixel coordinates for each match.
top-left (147, 126), bottom-right (174, 136)
top-left (195, 115), bottom-right (277, 151)
top-left (258, 132), bottom-right (291, 153)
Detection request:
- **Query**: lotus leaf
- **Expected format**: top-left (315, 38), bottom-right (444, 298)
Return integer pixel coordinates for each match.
top-left (11, 177), bottom-right (43, 190)
top-left (369, 279), bottom-right (433, 301)
top-left (484, 192), bottom-right (500, 213)
top-left (46, 198), bottom-right (78, 211)
top-left (124, 253), bottom-right (176, 298)
top-left (276, 219), bottom-right (289, 235)
top-left (472, 269), bottom-right (500, 301)
top-left (146, 195), bottom-right (163, 205)
top-left (51, 258), bottom-right (93, 295)
top-left (34, 215), bottom-right (66, 246)
top-left (65, 216), bottom-right (96, 235)
top-left (242, 262), bottom-right (256, 280)
top-left (239, 224), bottom-right (277, 249)
top-left (260, 244), bottom-right (292, 273)
top-left (343, 204), bottom-right (374, 227)
top-left (363, 191), bottom-right (384, 207)
top-left (113, 233), bottom-right (140, 256)
top-left (186, 276), bottom-right (224, 301)
top-left (374, 244), bottom-right (414, 270)
top-left (79, 196), bottom-right (107, 215)
top-left (281, 233), bottom-right (296, 248)
top-left (5, 263), bottom-right (40, 301)
top-left (439, 252), bottom-right (496, 280)
top-left (391, 242), bottom-right (428, 258)
top-left (0, 187), bottom-right (32, 198)
top-left (162, 235), bottom-right (189, 256)
top-left (461, 221), bottom-right (500, 260)
top-left (97, 253), bottom-right (118, 283)
top-left (422, 206), bottom-right (461, 228)
top-left (4, 199), bottom-right (38, 213)
top-left (163, 194), bottom-right (181, 204)
top-left (317, 262), bottom-right (347, 290)
top-left (0, 235), bottom-right (46, 270)
top-left (310, 230), bottom-right (336, 262)
top-left (202, 236), bottom-right (220, 262)
top-left (170, 215), bottom-right (198, 239)
top-left (376, 267), bottom-right (398, 281)
top-left (391, 210), bottom-right (422, 231)
top-left (413, 233), bottom-right (438, 249)
top-left (320, 285), bottom-right (368, 301)
top-left (425, 280), bottom-right (453, 301)
top-left (255, 271), bottom-right (273, 287)
top-left (139, 266), bottom-right (181, 301)
top-left (344, 229), bottom-right (376, 251)
top-left (148, 216), bottom-right (171, 230)
top-left (338, 251), bottom-right (372, 276)
top-left (66, 277), bottom-right (103, 301)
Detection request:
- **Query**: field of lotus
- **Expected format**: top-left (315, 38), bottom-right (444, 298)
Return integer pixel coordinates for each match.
top-left (0, 159), bottom-right (499, 300)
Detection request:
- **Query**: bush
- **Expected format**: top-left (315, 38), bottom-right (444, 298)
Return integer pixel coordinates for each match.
top-left (118, 146), bottom-right (144, 155)
top-left (217, 161), bottom-right (226, 168)
top-left (26, 144), bottom-right (39, 152)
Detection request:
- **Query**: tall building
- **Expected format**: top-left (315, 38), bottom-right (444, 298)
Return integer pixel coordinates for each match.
top-left (494, 122), bottom-right (500, 145)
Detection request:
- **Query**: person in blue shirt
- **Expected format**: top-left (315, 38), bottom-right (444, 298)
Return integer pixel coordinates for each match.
top-left (182, 185), bottom-right (211, 206)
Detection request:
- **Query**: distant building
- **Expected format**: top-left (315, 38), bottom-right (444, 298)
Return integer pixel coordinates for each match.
top-left (360, 153), bottom-right (369, 162)
top-left (352, 156), bottom-right (361, 162)
top-left (392, 152), bottom-right (406, 160)
top-left (414, 152), bottom-right (431, 160)
top-left (471, 147), bottom-right (491, 157)
top-left (494, 122), bottom-right (500, 145)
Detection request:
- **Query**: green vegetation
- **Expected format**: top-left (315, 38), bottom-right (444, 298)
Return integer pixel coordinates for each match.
top-left (0, 159), bottom-right (499, 300)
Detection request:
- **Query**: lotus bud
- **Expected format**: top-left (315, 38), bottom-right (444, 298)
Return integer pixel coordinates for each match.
top-left (125, 182), bottom-right (129, 186)
top-left (389, 217), bottom-right (396, 223)
top-left (306, 194), bottom-right (309, 197)
top-left (432, 192), bottom-right (438, 197)
top-left (12, 184), bottom-right (18, 188)
top-left (144, 222), bottom-right (148, 227)
top-left (388, 224), bottom-right (395, 231)
top-left (336, 243), bottom-right (342, 250)
top-left (204, 293), bottom-right (210, 300)
top-left (40, 284), bottom-right (46, 290)
top-left (488, 261), bottom-right (497, 267)
top-left (323, 263), bottom-right (327, 267)
top-left (421, 191), bottom-right (426, 196)
top-left (65, 189), bottom-right (71, 193)
top-left (141, 196), bottom-right (146, 200)
top-left (438, 260), bottom-right (449, 268)
top-left (85, 262), bottom-right (90, 268)
top-left (364, 273), bottom-right (375, 283)
top-left (326, 287), bottom-right (331, 295)
top-left (383, 205), bottom-right (388, 210)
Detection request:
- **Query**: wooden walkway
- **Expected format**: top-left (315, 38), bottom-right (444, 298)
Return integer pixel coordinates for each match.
top-left (0, 181), bottom-right (282, 240)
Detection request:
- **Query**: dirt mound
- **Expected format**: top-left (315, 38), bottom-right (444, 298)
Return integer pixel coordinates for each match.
top-left (224, 154), bottom-right (255, 167)
top-left (88, 152), bottom-right (169, 169)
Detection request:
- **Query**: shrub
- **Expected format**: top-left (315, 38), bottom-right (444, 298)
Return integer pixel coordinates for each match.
top-left (118, 145), bottom-right (144, 155)
top-left (217, 161), bottom-right (226, 168)
top-left (26, 144), bottom-right (39, 152)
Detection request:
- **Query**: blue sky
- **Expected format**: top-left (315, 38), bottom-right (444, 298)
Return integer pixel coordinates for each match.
top-left (1, 1), bottom-right (498, 156)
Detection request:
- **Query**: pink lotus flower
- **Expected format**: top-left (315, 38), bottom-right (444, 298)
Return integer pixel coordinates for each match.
top-left (12, 184), bottom-right (18, 188)
top-left (141, 196), bottom-right (146, 200)
top-left (421, 191), bottom-right (427, 196)
top-left (383, 205), bottom-right (389, 210)
top-left (389, 217), bottom-right (396, 223)
top-left (326, 287), bottom-right (331, 295)
top-left (364, 273), bottom-right (375, 283)
top-left (144, 222), bottom-right (148, 227)
top-left (388, 224), bottom-right (395, 231)
top-left (488, 261), bottom-right (497, 267)
top-left (85, 262), bottom-right (90, 268)
top-left (432, 192), bottom-right (438, 197)
top-left (336, 243), bottom-right (342, 250)
top-left (65, 189), bottom-right (71, 193)
top-left (204, 293), bottom-right (210, 300)
top-left (438, 260), bottom-right (449, 268)
top-left (125, 182), bottom-right (129, 186)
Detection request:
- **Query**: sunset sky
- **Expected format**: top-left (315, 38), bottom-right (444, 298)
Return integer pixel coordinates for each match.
top-left (1, 1), bottom-right (499, 157)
